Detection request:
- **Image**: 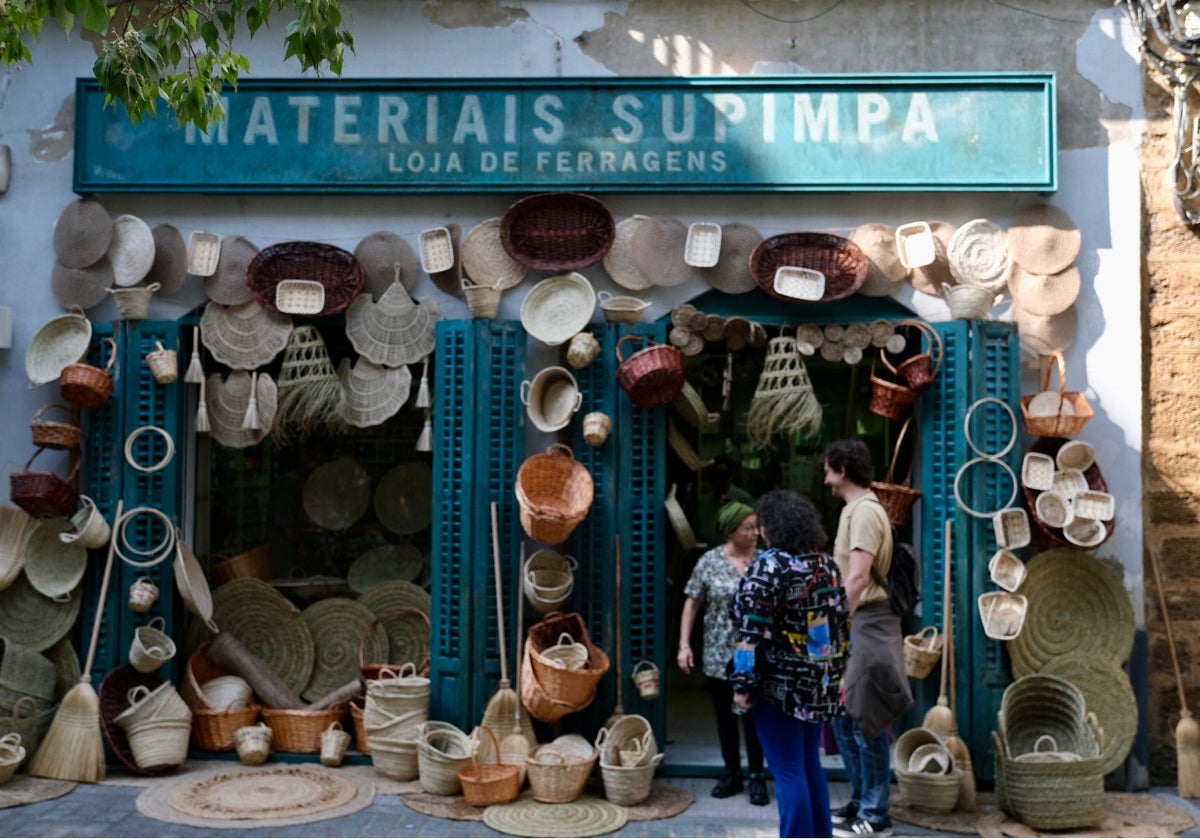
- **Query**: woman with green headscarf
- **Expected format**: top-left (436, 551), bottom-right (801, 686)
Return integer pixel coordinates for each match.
top-left (677, 499), bottom-right (769, 806)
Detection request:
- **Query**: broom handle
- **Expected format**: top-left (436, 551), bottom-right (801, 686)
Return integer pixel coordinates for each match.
top-left (1149, 545), bottom-right (1190, 716)
top-left (515, 542), bottom-right (525, 725)
top-left (83, 499), bottom-right (124, 679)
top-left (491, 502), bottom-right (508, 685)
top-left (939, 518), bottom-right (951, 699)
top-left (615, 533), bottom-right (623, 711)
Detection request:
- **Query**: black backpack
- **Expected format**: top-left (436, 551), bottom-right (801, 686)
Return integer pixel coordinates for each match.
top-left (870, 525), bottom-right (921, 617)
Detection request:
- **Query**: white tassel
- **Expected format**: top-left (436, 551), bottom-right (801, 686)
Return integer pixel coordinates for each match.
top-left (242, 371), bottom-right (261, 430)
top-left (184, 325), bottom-right (205, 384)
top-left (196, 378), bottom-right (210, 433)
top-left (416, 411), bottom-right (433, 452)
top-left (415, 356), bottom-right (431, 408)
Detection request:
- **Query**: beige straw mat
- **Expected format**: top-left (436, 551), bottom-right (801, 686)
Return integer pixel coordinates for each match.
top-left (200, 300), bottom-right (293, 371)
top-left (300, 597), bottom-right (388, 702)
top-left (483, 793), bottom-right (629, 837)
top-left (0, 505), bottom-right (35, 592)
top-left (462, 218), bottom-right (528, 291)
top-left (302, 457), bottom-right (370, 531)
top-left (948, 218), bottom-right (1012, 293)
top-left (374, 462), bottom-right (433, 535)
top-left (146, 223), bottom-right (189, 295)
top-left (345, 281), bottom-right (438, 367)
top-left (337, 357), bottom-right (412, 428)
top-left (354, 231), bottom-right (420, 300)
top-left (51, 258), bottom-right (113, 311)
top-left (53, 198), bottom-right (113, 270)
top-left (1011, 303), bottom-right (1078, 356)
top-left (632, 216), bottom-right (691, 287)
top-left (852, 223), bottom-right (911, 296)
top-left (603, 216), bottom-right (655, 291)
top-left (206, 371), bottom-right (278, 449)
top-left (1007, 265), bottom-right (1081, 317)
top-left (0, 572), bottom-right (80, 652)
top-left (204, 235), bottom-right (259, 305)
top-left (107, 214), bottom-right (156, 288)
top-left (698, 222), bottom-right (761, 294)
top-left (1007, 204), bottom-right (1082, 276)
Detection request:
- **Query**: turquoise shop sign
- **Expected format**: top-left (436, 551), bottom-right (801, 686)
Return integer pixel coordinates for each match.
top-left (74, 73), bottom-right (1055, 194)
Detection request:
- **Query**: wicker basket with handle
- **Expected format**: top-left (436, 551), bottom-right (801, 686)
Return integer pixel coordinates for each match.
top-left (615, 334), bottom-right (686, 409)
top-left (30, 404), bottom-right (83, 450)
top-left (9, 447), bottom-right (81, 519)
top-left (868, 362), bottom-right (917, 421)
top-left (261, 706), bottom-right (346, 753)
top-left (458, 726), bottom-right (521, 806)
top-left (881, 319), bottom-right (943, 393)
top-left (515, 445), bottom-right (594, 545)
top-left (60, 337), bottom-right (117, 409)
top-left (871, 417), bottom-right (922, 525)
top-left (526, 742), bottom-right (598, 803)
top-left (1020, 353), bottom-right (1093, 438)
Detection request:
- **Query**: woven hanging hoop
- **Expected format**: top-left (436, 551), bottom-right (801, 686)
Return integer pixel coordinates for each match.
top-left (746, 336), bottom-right (822, 448)
top-left (0, 573), bottom-right (80, 652)
top-left (953, 456), bottom-right (1018, 518)
top-left (124, 425), bottom-right (176, 473)
top-left (114, 506), bottom-right (177, 568)
top-left (1007, 549), bottom-right (1135, 679)
top-left (963, 396), bottom-right (1018, 459)
top-left (204, 578), bottom-right (316, 696)
top-left (299, 597), bottom-right (389, 702)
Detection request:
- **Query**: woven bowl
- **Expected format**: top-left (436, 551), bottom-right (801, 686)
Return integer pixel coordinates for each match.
top-left (520, 273), bottom-right (597, 347)
top-left (246, 241), bottom-right (364, 317)
top-left (500, 192), bottom-right (615, 271)
top-left (748, 233), bottom-right (867, 303)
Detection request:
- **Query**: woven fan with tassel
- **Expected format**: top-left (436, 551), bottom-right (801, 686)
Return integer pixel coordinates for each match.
top-left (272, 325), bottom-right (347, 446)
top-left (746, 335), bottom-right (822, 448)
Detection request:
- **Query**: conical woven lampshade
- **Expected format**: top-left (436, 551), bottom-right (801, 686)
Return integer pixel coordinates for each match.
top-left (273, 325), bottom-right (346, 445)
top-left (746, 336), bottom-right (822, 448)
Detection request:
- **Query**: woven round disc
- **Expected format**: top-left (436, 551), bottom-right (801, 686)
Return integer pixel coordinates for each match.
top-left (852, 222), bottom-right (910, 296)
top-left (51, 259), bottom-right (112, 310)
top-left (204, 235), bottom-right (258, 305)
top-left (603, 216), bottom-right (654, 291)
top-left (302, 458), bottom-right (370, 531)
top-left (299, 597), bottom-right (388, 702)
top-left (698, 222), bottom-right (760, 294)
top-left (1039, 652), bottom-right (1136, 775)
top-left (631, 217), bottom-right (690, 287)
top-left (359, 581), bottom-right (432, 667)
top-left (948, 218), bottom-right (1012, 292)
top-left (1007, 204), bottom-right (1082, 276)
top-left (1008, 549), bottom-right (1134, 678)
top-left (23, 518), bottom-right (87, 599)
top-left (146, 223), bottom-right (189, 295)
top-left (483, 793), bottom-right (628, 837)
top-left (1013, 303), bottom-right (1078, 356)
top-left (53, 199), bottom-right (113, 269)
top-left (208, 578), bottom-right (315, 695)
top-left (374, 462), bottom-right (434, 535)
top-left (354, 230), bottom-right (420, 299)
top-left (348, 544), bottom-right (424, 592)
top-left (462, 218), bottom-right (528, 291)
top-left (166, 765), bottom-right (359, 820)
top-left (0, 573), bottom-right (80, 652)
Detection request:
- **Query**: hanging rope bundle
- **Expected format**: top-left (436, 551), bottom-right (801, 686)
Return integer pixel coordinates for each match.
top-left (272, 325), bottom-right (347, 446)
top-left (746, 335), bottom-right (822, 448)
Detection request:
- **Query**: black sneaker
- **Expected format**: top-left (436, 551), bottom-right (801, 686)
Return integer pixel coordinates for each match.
top-left (711, 774), bottom-right (744, 798)
top-left (833, 816), bottom-right (893, 838)
top-left (831, 801), bottom-right (858, 827)
top-left (747, 774), bottom-right (769, 806)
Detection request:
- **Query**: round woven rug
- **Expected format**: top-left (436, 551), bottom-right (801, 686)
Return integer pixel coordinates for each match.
top-left (136, 765), bottom-right (373, 828)
top-left (483, 793), bottom-right (628, 837)
top-left (0, 776), bottom-right (76, 810)
top-left (892, 789), bottom-right (1196, 837)
top-left (401, 780), bottom-right (693, 824)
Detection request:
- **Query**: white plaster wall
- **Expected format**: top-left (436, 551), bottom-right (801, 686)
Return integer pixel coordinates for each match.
top-left (0, 2), bottom-right (1144, 617)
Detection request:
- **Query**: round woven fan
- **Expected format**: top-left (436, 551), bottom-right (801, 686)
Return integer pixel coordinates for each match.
top-left (1039, 651), bottom-right (1136, 775)
top-left (204, 578), bottom-right (315, 696)
top-left (299, 597), bottom-right (388, 702)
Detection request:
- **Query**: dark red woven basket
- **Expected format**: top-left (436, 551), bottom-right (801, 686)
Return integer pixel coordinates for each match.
top-left (1021, 437), bottom-right (1115, 549)
top-left (98, 665), bottom-right (170, 776)
top-left (615, 334), bottom-right (685, 408)
top-left (500, 192), bottom-right (615, 271)
top-left (9, 447), bottom-right (81, 518)
top-left (748, 233), bottom-right (868, 303)
top-left (246, 241), bottom-right (365, 316)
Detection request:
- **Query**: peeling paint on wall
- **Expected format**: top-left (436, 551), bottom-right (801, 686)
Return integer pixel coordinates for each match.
top-left (422, 0), bottom-right (529, 28)
top-left (28, 95), bottom-right (74, 162)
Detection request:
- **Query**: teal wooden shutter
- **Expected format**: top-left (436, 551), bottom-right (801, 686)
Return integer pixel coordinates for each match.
top-left (429, 319), bottom-right (525, 725)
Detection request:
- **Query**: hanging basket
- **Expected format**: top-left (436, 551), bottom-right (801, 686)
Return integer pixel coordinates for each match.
top-left (60, 338), bottom-right (118, 410)
top-left (1020, 353), bottom-right (1094, 438)
top-left (882, 319), bottom-right (943, 393)
top-left (869, 361), bottom-right (918, 421)
top-left (615, 334), bottom-right (686, 409)
top-left (30, 404), bottom-right (83, 450)
top-left (145, 342), bottom-right (178, 384)
top-left (903, 626), bottom-right (943, 679)
top-left (246, 241), bottom-right (365, 317)
top-left (944, 283), bottom-right (999, 320)
top-left (515, 445), bottom-right (594, 544)
top-left (870, 417), bottom-right (922, 525)
top-left (500, 192), bottom-right (616, 271)
top-left (631, 660), bottom-right (661, 699)
top-left (9, 447), bottom-right (81, 519)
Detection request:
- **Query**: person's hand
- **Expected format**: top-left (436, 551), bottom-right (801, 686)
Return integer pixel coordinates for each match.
top-left (732, 688), bottom-right (752, 713)
top-left (677, 645), bottom-right (693, 673)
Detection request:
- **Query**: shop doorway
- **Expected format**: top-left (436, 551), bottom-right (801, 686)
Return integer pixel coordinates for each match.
top-left (664, 337), bottom-right (891, 773)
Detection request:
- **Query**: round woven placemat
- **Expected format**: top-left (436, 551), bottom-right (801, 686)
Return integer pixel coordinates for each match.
top-left (359, 581), bottom-right (432, 667)
top-left (348, 544), bottom-right (424, 592)
top-left (1008, 549), bottom-right (1134, 678)
top-left (299, 597), bottom-right (388, 702)
top-left (374, 462), bottom-right (433, 535)
top-left (483, 793), bottom-right (628, 837)
top-left (0, 573), bottom-right (81, 652)
top-left (205, 578), bottom-right (315, 695)
top-left (0, 776), bottom-right (76, 810)
top-left (1039, 651), bottom-right (1137, 776)
top-left (303, 457), bottom-right (370, 531)
top-left (135, 764), bottom-right (372, 828)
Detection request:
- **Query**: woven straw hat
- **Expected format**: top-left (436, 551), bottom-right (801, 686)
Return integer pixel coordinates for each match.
top-left (345, 281), bottom-right (438, 367)
top-left (145, 224), bottom-right (189, 295)
top-left (910, 221), bottom-right (956, 295)
top-left (207, 371), bottom-right (277, 448)
top-left (107, 214), bottom-right (156, 287)
top-left (632, 216), bottom-right (690, 287)
top-left (1007, 204), bottom-right (1081, 276)
top-left (354, 231), bottom-right (420, 300)
top-left (461, 218), bottom-right (528, 291)
top-left (1012, 303), bottom-right (1078, 356)
top-left (852, 223), bottom-right (910, 297)
top-left (53, 199), bottom-right (113, 270)
top-left (948, 218), bottom-right (1012, 293)
top-left (200, 300), bottom-right (294, 371)
top-left (51, 258), bottom-right (113, 310)
top-left (337, 357), bottom-right (412, 428)
top-left (698, 222), bottom-right (761, 294)
top-left (205, 235), bottom-right (259, 305)
top-left (603, 216), bottom-right (654, 291)
top-left (1008, 265), bottom-right (1081, 317)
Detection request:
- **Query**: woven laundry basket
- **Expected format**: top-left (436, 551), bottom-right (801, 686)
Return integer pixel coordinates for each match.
top-left (515, 445), bottom-right (594, 544)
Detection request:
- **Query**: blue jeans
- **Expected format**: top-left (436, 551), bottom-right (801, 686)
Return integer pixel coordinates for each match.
top-left (832, 714), bottom-right (891, 824)
top-left (753, 700), bottom-right (831, 838)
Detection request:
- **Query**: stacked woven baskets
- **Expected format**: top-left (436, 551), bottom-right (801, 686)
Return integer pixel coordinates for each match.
top-left (416, 721), bottom-right (474, 795)
top-left (181, 645), bottom-right (262, 752)
top-left (112, 682), bottom-right (193, 771)
top-left (363, 663), bottom-right (429, 779)
top-left (595, 715), bottom-right (662, 805)
top-left (521, 612), bottom-right (610, 723)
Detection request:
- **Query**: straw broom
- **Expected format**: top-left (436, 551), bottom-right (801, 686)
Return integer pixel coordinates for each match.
top-left (482, 502), bottom-right (520, 736)
top-left (499, 543), bottom-right (533, 777)
top-left (945, 592), bottom-right (976, 811)
top-left (605, 534), bottom-right (627, 729)
top-left (923, 519), bottom-right (955, 734)
top-left (29, 499), bottom-right (124, 782)
top-left (1148, 545), bottom-right (1200, 797)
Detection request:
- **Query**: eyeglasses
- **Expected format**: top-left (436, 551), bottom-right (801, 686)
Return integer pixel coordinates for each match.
top-left (736, 522), bottom-right (760, 534)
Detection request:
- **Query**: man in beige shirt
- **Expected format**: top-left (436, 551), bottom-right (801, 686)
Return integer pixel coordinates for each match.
top-left (824, 439), bottom-right (911, 839)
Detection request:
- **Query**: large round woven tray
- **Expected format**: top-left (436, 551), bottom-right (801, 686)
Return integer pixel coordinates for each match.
top-left (359, 581), bottom-right (432, 668)
top-left (748, 232), bottom-right (868, 303)
top-left (246, 241), bottom-right (365, 317)
top-left (374, 462), bottom-right (433, 535)
top-left (520, 273), bottom-right (597, 347)
top-left (303, 458), bottom-right (370, 532)
top-left (299, 598), bottom-right (389, 703)
top-left (202, 579), bottom-right (315, 696)
top-left (500, 192), bottom-right (615, 271)
top-left (25, 307), bottom-right (92, 388)
top-left (1008, 549), bottom-right (1134, 678)
top-left (348, 544), bottom-right (424, 592)
top-left (1020, 437), bottom-right (1114, 549)
top-left (0, 573), bottom-right (81, 653)
top-left (1039, 651), bottom-right (1137, 776)
top-left (98, 665), bottom-right (170, 776)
